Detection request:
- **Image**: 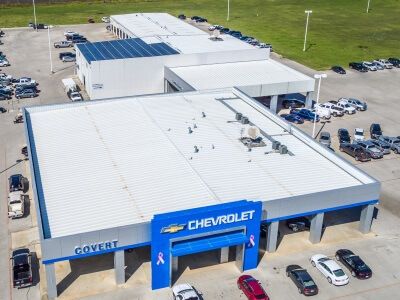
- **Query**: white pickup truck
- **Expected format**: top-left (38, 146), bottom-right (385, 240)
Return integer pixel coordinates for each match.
top-left (8, 191), bottom-right (25, 218)
top-left (14, 77), bottom-right (37, 87)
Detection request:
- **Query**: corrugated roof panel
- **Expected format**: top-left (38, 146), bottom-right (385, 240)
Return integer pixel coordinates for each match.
top-left (26, 91), bottom-right (366, 238)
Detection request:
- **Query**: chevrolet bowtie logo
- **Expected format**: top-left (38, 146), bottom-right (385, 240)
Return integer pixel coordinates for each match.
top-left (161, 224), bottom-right (186, 234)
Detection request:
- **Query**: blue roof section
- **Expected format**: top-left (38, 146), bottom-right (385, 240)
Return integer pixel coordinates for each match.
top-left (76, 38), bottom-right (179, 63)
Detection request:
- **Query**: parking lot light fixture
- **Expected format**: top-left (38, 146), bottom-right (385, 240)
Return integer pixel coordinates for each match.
top-left (227, 0), bottom-right (230, 21)
top-left (367, 0), bottom-right (371, 13)
top-left (312, 73), bottom-right (327, 138)
top-left (32, 0), bottom-right (38, 32)
top-left (303, 10), bottom-right (312, 52)
top-left (47, 26), bottom-right (53, 73)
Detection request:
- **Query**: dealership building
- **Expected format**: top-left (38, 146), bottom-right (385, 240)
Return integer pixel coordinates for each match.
top-left (75, 13), bottom-right (315, 113)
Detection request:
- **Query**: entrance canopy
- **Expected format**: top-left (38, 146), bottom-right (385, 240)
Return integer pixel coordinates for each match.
top-left (171, 230), bottom-right (248, 257)
top-left (165, 59), bottom-right (315, 97)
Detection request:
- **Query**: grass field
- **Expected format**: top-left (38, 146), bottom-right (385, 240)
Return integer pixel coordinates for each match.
top-left (1, 0), bottom-right (399, 69)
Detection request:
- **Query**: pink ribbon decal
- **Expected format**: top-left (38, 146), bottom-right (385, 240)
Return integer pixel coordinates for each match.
top-left (156, 252), bottom-right (165, 265)
top-left (248, 234), bottom-right (255, 247)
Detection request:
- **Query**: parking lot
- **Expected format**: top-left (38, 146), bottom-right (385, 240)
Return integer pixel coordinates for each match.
top-left (1, 23), bottom-right (400, 300)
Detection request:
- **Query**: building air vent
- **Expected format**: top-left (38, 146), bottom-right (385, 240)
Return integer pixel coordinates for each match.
top-left (272, 141), bottom-right (281, 150)
top-left (279, 144), bottom-right (288, 155)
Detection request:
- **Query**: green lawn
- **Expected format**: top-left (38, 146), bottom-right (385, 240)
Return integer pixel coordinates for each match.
top-left (1, 0), bottom-right (399, 69)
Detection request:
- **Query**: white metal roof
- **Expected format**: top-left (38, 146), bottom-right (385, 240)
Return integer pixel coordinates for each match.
top-left (110, 13), bottom-right (207, 38)
top-left (169, 60), bottom-right (314, 90)
top-left (26, 90), bottom-right (370, 238)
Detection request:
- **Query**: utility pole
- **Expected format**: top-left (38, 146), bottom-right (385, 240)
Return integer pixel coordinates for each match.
top-left (303, 10), bottom-right (312, 52)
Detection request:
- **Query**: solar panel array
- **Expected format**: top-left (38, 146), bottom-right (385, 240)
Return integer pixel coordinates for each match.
top-left (77, 38), bottom-right (179, 63)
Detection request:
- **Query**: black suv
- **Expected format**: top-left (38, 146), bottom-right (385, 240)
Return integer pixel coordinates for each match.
top-left (286, 265), bottom-right (318, 296)
top-left (9, 174), bottom-right (26, 192)
top-left (11, 248), bottom-right (33, 288)
top-left (370, 123), bottom-right (382, 139)
top-left (331, 66), bottom-right (346, 74)
top-left (282, 98), bottom-right (305, 109)
top-left (388, 57), bottom-right (400, 68)
top-left (349, 62), bottom-right (368, 72)
top-left (338, 128), bottom-right (351, 144)
top-left (59, 52), bottom-right (75, 60)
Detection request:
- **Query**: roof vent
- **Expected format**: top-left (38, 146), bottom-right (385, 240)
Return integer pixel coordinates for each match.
top-left (272, 141), bottom-right (281, 150)
top-left (202, 112), bottom-right (206, 118)
top-left (235, 112), bottom-right (243, 121)
top-left (194, 146), bottom-right (199, 153)
top-left (188, 127), bottom-right (193, 134)
top-left (240, 116), bottom-right (249, 125)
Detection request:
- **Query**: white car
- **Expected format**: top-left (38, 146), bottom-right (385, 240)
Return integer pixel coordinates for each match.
top-left (354, 128), bottom-right (365, 141)
top-left (14, 77), bottom-right (37, 86)
top-left (338, 97), bottom-right (367, 111)
top-left (373, 59), bottom-right (393, 69)
top-left (336, 101), bottom-right (356, 114)
top-left (70, 92), bottom-right (83, 102)
top-left (362, 61), bottom-right (377, 71)
top-left (0, 59), bottom-right (10, 67)
top-left (0, 73), bottom-right (12, 80)
top-left (320, 103), bottom-right (344, 117)
top-left (101, 16), bottom-right (110, 23)
top-left (8, 191), bottom-right (25, 218)
top-left (172, 283), bottom-right (201, 300)
top-left (313, 104), bottom-right (331, 120)
top-left (311, 254), bottom-right (349, 286)
top-left (64, 30), bottom-right (79, 37)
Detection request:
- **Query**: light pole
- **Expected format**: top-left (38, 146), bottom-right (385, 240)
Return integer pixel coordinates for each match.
top-left (47, 26), bottom-right (53, 73)
top-left (367, 0), bottom-right (371, 13)
top-left (312, 73), bottom-right (327, 138)
top-left (227, 0), bottom-right (230, 21)
top-left (32, 0), bottom-right (38, 32)
top-left (303, 10), bottom-right (312, 52)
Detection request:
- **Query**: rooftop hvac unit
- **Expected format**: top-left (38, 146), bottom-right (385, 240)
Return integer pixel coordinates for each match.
top-left (248, 126), bottom-right (260, 139)
top-left (279, 144), bottom-right (288, 155)
top-left (272, 141), bottom-right (281, 150)
top-left (241, 116), bottom-right (249, 125)
top-left (235, 112), bottom-right (243, 121)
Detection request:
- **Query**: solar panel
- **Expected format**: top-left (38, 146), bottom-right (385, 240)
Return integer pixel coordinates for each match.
top-left (77, 38), bottom-right (179, 63)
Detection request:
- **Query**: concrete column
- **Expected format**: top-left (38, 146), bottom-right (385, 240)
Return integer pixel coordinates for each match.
top-left (266, 221), bottom-right (279, 253)
top-left (220, 247), bottom-right (229, 263)
top-left (270, 95), bottom-right (278, 114)
top-left (172, 256), bottom-right (178, 273)
top-left (45, 263), bottom-right (57, 299)
top-left (305, 92), bottom-right (313, 108)
top-left (114, 250), bottom-right (125, 285)
top-left (309, 213), bottom-right (324, 244)
top-left (235, 244), bottom-right (244, 272)
top-left (359, 204), bottom-right (374, 233)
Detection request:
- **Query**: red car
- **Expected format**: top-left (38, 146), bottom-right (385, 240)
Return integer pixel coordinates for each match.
top-left (237, 275), bottom-right (270, 300)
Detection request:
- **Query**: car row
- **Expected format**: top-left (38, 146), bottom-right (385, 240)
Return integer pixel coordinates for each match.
top-left (63, 30), bottom-right (88, 44)
top-left (0, 74), bottom-right (39, 100)
top-left (349, 58), bottom-right (399, 72)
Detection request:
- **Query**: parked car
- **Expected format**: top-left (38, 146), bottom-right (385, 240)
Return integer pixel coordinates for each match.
top-left (220, 28), bottom-right (230, 34)
top-left (291, 108), bottom-right (319, 122)
top-left (0, 92), bottom-right (11, 100)
top-left (338, 97), bottom-right (367, 111)
top-left (70, 91), bottom-right (83, 102)
top-left (72, 37), bottom-right (87, 44)
top-left (66, 33), bottom-right (84, 41)
top-left (64, 30), bottom-right (79, 37)
top-left (172, 283), bottom-right (201, 300)
top-left (349, 62), bottom-right (368, 72)
top-left (335, 249), bottom-right (372, 279)
top-left (0, 106), bottom-right (6, 113)
top-left (31, 23), bottom-right (49, 29)
top-left (237, 275), bottom-right (269, 300)
top-left (59, 52), bottom-right (75, 60)
top-left (370, 123), bottom-right (382, 139)
top-left (257, 43), bottom-right (272, 50)
top-left (21, 145), bottom-right (28, 157)
top-left (0, 59), bottom-right (10, 67)
top-left (9, 174), bottom-right (25, 192)
top-left (14, 77), bottom-right (37, 87)
top-left (15, 89), bottom-right (37, 99)
top-left (54, 41), bottom-right (73, 48)
top-left (311, 254), bottom-right (349, 286)
top-left (62, 55), bottom-right (76, 62)
top-left (331, 65), bottom-right (346, 74)
top-left (339, 143), bottom-right (371, 162)
top-left (388, 57), bottom-right (400, 68)
top-left (370, 139), bottom-right (391, 155)
top-left (378, 136), bottom-right (400, 154)
top-left (11, 248), bottom-right (33, 288)
top-left (354, 128), bottom-right (365, 141)
top-left (282, 98), bottom-right (305, 109)
top-left (101, 16), bottom-right (110, 23)
top-left (15, 83), bottom-right (39, 93)
top-left (177, 14), bottom-right (186, 20)
top-left (286, 265), bottom-right (318, 296)
top-left (319, 102), bottom-right (344, 117)
top-left (281, 113), bottom-right (304, 124)
top-left (286, 217), bottom-right (311, 232)
top-left (371, 61), bottom-right (384, 70)
top-left (8, 191), bottom-right (25, 218)
top-left (373, 59), bottom-right (393, 69)
top-left (338, 128), bottom-right (351, 144)
top-left (362, 61), bottom-right (377, 71)
top-left (355, 140), bottom-right (384, 159)
top-left (335, 101), bottom-right (356, 114)
top-left (319, 132), bottom-right (331, 147)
